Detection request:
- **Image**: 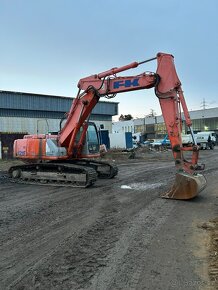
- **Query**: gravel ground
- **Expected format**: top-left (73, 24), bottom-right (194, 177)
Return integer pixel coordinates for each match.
top-left (0, 148), bottom-right (217, 290)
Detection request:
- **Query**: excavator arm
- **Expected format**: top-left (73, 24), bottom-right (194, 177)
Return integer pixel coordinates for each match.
top-left (58, 52), bottom-right (206, 199)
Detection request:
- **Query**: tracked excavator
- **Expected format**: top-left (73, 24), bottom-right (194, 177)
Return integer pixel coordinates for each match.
top-left (9, 52), bottom-right (207, 200)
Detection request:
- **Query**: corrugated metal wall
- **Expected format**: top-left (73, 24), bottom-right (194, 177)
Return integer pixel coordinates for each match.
top-left (0, 90), bottom-right (118, 134)
top-left (0, 91), bottom-right (118, 116)
top-left (0, 117), bottom-right (60, 134)
top-left (0, 109), bottom-right (64, 118)
top-left (0, 117), bottom-right (113, 135)
top-left (0, 91), bottom-right (69, 111)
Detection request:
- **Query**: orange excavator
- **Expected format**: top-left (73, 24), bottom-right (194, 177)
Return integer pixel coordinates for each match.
top-left (9, 52), bottom-right (206, 199)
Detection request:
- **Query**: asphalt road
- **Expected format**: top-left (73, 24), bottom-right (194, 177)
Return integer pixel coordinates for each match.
top-left (0, 149), bottom-right (217, 290)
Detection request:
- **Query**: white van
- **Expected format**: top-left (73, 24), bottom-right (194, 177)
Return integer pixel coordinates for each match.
top-left (195, 131), bottom-right (216, 149)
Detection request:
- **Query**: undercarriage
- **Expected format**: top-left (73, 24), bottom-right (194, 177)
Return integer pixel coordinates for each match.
top-left (8, 159), bottom-right (118, 188)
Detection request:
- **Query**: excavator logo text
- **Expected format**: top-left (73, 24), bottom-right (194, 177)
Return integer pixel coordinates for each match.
top-left (113, 78), bottom-right (139, 89)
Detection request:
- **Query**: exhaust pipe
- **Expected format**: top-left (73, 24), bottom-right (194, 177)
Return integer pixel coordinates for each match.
top-left (161, 172), bottom-right (207, 200)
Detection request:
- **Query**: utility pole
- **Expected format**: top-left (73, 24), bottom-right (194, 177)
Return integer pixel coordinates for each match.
top-left (200, 98), bottom-right (208, 131)
top-left (201, 98), bottom-right (207, 111)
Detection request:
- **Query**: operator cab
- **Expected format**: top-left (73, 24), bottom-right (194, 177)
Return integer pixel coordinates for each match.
top-left (86, 122), bottom-right (100, 154)
top-left (75, 122), bottom-right (100, 157)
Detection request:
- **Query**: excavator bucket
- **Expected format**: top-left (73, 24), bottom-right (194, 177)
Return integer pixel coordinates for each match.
top-left (161, 172), bottom-right (207, 200)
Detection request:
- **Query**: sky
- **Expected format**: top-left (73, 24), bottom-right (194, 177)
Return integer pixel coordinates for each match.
top-left (0, 0), bottom-right (218, 120)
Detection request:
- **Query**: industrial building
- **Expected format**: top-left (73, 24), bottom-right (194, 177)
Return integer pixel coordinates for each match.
top-left (0, 90), bottom-right (118, 158)
top-left (112, 107), bottom-right (218, 140)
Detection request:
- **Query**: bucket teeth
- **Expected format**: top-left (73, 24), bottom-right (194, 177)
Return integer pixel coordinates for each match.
top-left (161, 172), bottom-right (207, 200)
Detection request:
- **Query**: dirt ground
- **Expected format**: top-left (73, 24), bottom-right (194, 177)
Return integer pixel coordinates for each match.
top-left (0, 148), bottom-right (217, 290)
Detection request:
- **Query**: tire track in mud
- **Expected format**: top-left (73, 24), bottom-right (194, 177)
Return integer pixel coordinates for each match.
top-left (0, 154), bottom-right (206, 290)
top-left (12, 192), bottom-right (124, 290)
top-left (10, 177), bottom-right (172, 290)
top-left (86, 198), bottom-right (175, 290)
top-left (1, 200), bottom-right (104, 289)
top-left (0, 186), bottom-right (88, 228)
top-left (99, 161), bottom-right (175, 189)
top-left (0, 184), bottom-right (112, 289)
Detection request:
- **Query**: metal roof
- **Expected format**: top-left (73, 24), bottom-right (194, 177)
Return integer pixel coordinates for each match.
top-left (0, 90), bottom-right (118, 116)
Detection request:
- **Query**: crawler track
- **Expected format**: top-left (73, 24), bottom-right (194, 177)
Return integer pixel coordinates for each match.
top-left (8, 163), bottom-right (98, 188)
top-left (70, 159), bottom-right (118, 179)
top-left (8, 159), bottom-right (118, 188)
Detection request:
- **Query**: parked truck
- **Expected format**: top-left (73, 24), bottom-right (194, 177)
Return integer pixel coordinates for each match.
top-left (195, 131), bottom-right (216, 150)
top-left (182, 134), bottom-right (193, 147)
